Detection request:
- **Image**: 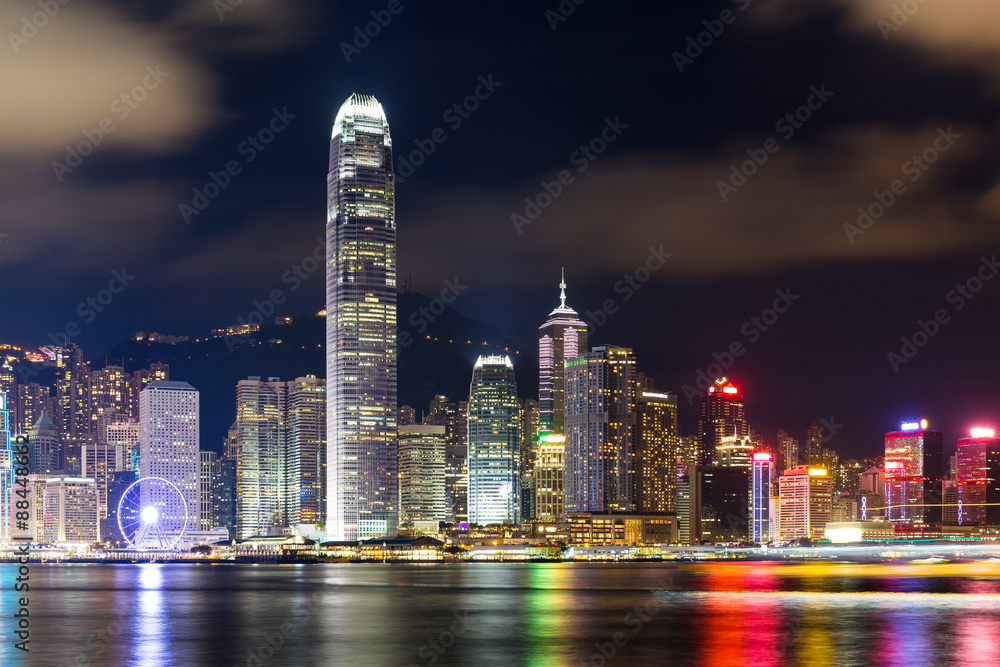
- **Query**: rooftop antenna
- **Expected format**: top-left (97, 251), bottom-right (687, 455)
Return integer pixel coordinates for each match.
top-left (559, 268), bottom-right (567, 309)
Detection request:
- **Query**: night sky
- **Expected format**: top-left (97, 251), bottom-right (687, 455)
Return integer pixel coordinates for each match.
top-left (1, 0), bottom-right (998, 458)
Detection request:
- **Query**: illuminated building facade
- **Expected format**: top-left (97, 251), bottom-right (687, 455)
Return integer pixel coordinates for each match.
top-left (751, 452), bottom-right (773, 542)
top-left (139, 381), bottom-right (200, 542)
top-left (467, 356), bottom-right (520, 525)
top-left (636, 391), bottom-right (678, 514)
top-left (697, 378), bottom-right (746, 466)
top-left (778, 465), bottom-right (832, 542)
top-left (17, 383), bottom-right (50, 434)
top-left (397, 424), bottom-right (447, 524)
top-left (717, 435), bottom-right (754, 469)
top-left (199, 450), bottom-right (216, 531)
top-left (286, 376), bottom-right (326, 527)
top-left (27, 413), bottom-right (59, 475)
top-left (535, 434), bottom-right (565, 519)
top-left (805, 421), bottom-right (824, 464)
top-left (956, 428), bottom-right (1000, 527)
top-left (235, 377), bottom-right (286, 538)
top-left (42, 476), bottom-right (98, 545)
top-left (883, 420), bottom-right (943, 523)
top-left (81, 442), bottom-right (125, 531)
top-left (538, 271), bottom-right (588, 436)
top-left (106, 419), bottom-right (139, 474)
top-left (326, 93), bottom-right (397, 541)
top-left (777, 429), bottom-right (798, 470)
top-left (565, 346), bottom-right (638, 514)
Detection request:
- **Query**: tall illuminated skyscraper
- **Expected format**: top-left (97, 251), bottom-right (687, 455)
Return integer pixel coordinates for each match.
top-left (538, 270), bottom-right (588, 436)
top-left (884, 420), bottom-right (943, 523)
top-left (287, 376), bottom-right (326, 528)
top-left (138, 381), bottom-right (200, 541)
top-left (564, 346), bottom-right (638, 514)
top-left (635, 391), bottom-right (678, 514)
top-left (697, 378), bottom-right (747, 466)
top-left (327, 93), bottom-right (397, 540)
top-left (955, 427), bottom-right (999, 526)
top-left (467, 356), bottom-right (520, 525)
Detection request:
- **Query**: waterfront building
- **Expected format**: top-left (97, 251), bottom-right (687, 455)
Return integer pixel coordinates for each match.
top-left (636, 391), bottom-right (678, 514)
top-left (778, 465), bottom-right (832, 542)
top-left (286, 376), bottom-right (326, 527)
top-left (699, 464), bottom-right (749, 543)
top-left (956, 427), bottom-right (1000, 527)
top-left (42, 476), bottom-right (98, 545)
top-left (398, 424), bottom-right (447, 524)
top-left (235, 377), bottom-right (286, 537)
top-left (751, 452), bottom-right (773, 542)
top-left (199, 451), bottom-right (217, 531)
top-left (326, 93), bottom-right (398, 541)
top-left (467, 355), bottom-right (520, 525)
top-left (101, 470), bottom-right (137, 545)
top-left (535, 434), bottom-right (565, 519)
top-left (139, 381), bottom-right (200, 541)
top-left (564, 346), bottom-right (637, 514)
top-left (884, 420), bottom-right (943, 523)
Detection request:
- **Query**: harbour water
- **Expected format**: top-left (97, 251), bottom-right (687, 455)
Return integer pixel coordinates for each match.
top-left (3, 562), bottom-right (999, 666)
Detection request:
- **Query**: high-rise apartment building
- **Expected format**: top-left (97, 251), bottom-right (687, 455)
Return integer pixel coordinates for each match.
top-left (777, 429), bottom-right (799, 470)
top-left (398, 424), bottom-right (447, 524)
top-left (884, 420), bottom-right (943, 523)
top-left (467, 355), bottom-right (520, 525)
top-left (424, 395), bottom-right (466, 524)
top-left (636, 391), bottom-right (678, 514)
top-left (139, 381), bottom-right (200, 543)
top-left (17, 383), bottom-right (50, 435)
top-left (565, 346), bottom-right (638, 514)
top-left (956, 428), bottom-right (1000, 527)
top-left (778, 465), bottom-right (832, 542)
top-left (697, 378), bottom-right (747, 466)
top-left (326, 93), bottom-right (397, 541)
top-left (805, 422), bottom-right (824, 464)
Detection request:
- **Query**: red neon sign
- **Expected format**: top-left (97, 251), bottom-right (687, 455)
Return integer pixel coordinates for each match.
top-left (722, 386), bottom-right (738, 394)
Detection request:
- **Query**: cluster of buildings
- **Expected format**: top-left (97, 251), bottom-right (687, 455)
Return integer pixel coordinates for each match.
top-left (2, 93), bottom-right (997, 554)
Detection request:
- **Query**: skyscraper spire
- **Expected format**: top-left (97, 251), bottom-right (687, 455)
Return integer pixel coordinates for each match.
top-left (559, 268), bottom-right (567, 309)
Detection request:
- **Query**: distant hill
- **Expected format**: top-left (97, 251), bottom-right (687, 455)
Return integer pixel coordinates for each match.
top-left (97, 293), bottom-right (536, 453)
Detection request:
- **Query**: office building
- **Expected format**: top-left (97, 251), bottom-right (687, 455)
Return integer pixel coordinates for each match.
top-left (28, 413), bottom-right (60, 475)
top-left (778, 465), bottom-right (832, 542)
top-left (235, 377), bottom-right (287, 538)
top-left (326, 93), bottom-right (397, 541)
top-left (565, 346), bottom-right (638, 514)
top-left (139, 381), bottom-right (200, 542)
top-left (199, 451), bottom-right (217, 531)
top-left (751, 452), bottom-right (773, 542)
top-left (538, 271), bottom-right (588, 435)
top-left (81, 442), bottom-right (125, 528)
top-left (717, 435), bottom-right (754, 469)
top-left (636, 391), bottom-right (678, 514)
top-left (699, 464), bottom-right (749, 543)
top-left (101, 470), bottom-right (137, 545)
top-left (286, 376), bottom-right (326, 527)
top-left (956, 428), bottom-right (1000, 527)
top-left (467, 355), bottom-right (520, 525)
top-left (424, 395), bottom-right (466, 525)
top-left (398, 424), bottom-right (447, 524)
top-left (213, 455), bottom-right (237, 540)
top-left (697, 378), bottom-right (747, 466)
top-left (535, 434), bottom-right (565, 519)
top-left (884, 420), bottom-right (943, 523)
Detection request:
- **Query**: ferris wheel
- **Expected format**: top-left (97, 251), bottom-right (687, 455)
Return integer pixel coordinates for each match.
top-left (117, 477), bottom-right (189, 550)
